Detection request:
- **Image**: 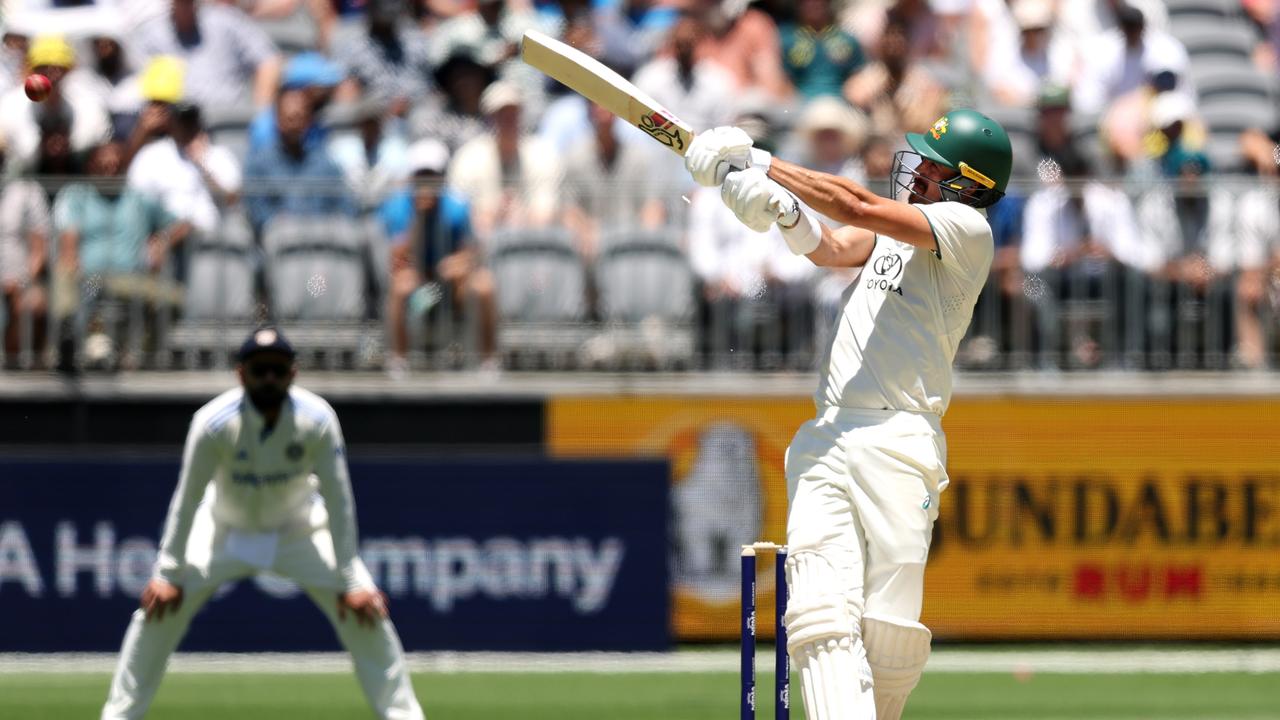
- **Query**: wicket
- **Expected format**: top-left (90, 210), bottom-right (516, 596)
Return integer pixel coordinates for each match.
top-left (740, 542), bottom-right (788, 720)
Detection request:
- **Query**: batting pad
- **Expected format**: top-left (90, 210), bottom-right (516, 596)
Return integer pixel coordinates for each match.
top-left (863, 613), bottom-right (932, 720)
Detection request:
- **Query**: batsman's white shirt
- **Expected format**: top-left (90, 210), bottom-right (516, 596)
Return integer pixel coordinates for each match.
top-left (153, 385), bottom-right (364, 592)
top-left (815, 201), bottom-right (994, 417)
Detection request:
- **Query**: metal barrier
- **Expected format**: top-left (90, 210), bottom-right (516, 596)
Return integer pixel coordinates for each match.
top-left (0, 175), bottom-right (1276, 373)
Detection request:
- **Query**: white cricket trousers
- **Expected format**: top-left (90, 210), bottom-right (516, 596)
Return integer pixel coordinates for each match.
top-left (785, 406), bottom-right (947, 627)
top-left (101, 505), bottom-right (425, 720)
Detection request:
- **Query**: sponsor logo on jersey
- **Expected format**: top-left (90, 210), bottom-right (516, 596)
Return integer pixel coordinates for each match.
top-left (867, 252), bottom-right (905, 295)
top-left (231, 471), bottom-right (292, 486)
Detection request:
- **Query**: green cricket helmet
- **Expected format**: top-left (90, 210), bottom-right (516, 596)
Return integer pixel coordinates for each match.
top-left (892, 108), bottom-right (1013, 209)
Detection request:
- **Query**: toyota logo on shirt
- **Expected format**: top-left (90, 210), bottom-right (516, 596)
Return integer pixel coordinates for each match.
top-left (872, 253), bottom-right (904, 281)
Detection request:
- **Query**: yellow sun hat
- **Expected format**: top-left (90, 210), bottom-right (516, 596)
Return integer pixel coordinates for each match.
top-left (27, 35), bottom-right (75, 69)
top-left (140, 56), bottom-right (186, 104)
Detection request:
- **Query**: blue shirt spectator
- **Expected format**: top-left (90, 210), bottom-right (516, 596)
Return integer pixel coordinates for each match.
top-left (52, 142), bottom-right (185, 276)
top-left (381, 188), bottom-right (471, 273)
top-left (249, 52), bottom-right (345, 153)
top-left (244, 90), bottom-right (353, 231)
top-left (385, 138), bottom-right (495, 372)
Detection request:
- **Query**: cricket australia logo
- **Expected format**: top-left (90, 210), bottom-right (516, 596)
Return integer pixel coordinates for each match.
top-left (639, 110), bottom-right (685, 151)
top-left (929, 116), bottom-right (949, 140)
top-left (868, 253), bottom-right (905, 296)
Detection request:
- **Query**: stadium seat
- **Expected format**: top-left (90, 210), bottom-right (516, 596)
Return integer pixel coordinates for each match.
top-left (1170, 21), bottom-right (1256, 64)
top-left (204, 104), bottom-right (257, 162)
top-left (167, 211), bottom-right (260, 367)
top-left (261, 214), bottom-right (383, 367)
top-left (184, 212), bottom-right (258, 321)
top-left (262, 214), bottom-right (370, 320)
top-left (488, 227), bottom-right (589, 366)
top-left (1189, 63), bottom-right (1274, 106)
top-left (256, 8), bottom-right (321, 54)
top-left (1199, 102), bottom-right (1279, 138)
top-left (592, 229), bottom-right (696, 368)
top-left (1164, 0), bottom-right (1238, 21)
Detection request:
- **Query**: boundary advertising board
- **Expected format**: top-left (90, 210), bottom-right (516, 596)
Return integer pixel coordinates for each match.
top-left (0, 457), bottom-right (669, 651)
top-left (548, 396), bottom-right (1280, 640)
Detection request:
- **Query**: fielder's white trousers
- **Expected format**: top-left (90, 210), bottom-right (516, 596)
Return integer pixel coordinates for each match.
top-left (785, 406), bottom-right (946, 627)
top-left (101, 504), bottom-right (425, 720)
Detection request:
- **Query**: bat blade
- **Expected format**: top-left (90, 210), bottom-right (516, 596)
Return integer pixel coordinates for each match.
top-left (521, 29), bottom-right (695, 156)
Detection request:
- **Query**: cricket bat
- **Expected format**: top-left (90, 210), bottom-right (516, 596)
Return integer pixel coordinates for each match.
top-left (520, 30), bottom-right (695, 156)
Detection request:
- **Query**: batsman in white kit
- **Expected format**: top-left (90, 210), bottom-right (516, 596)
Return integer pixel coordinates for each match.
top-left (101, 328), bottom-right (425, 720)
top-left (686, 108), bottom-right (1013, 719)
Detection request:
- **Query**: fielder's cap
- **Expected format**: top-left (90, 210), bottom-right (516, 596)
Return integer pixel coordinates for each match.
top-left (282, 52), bottom-right (345, 90)
top-left (480, 80), bottom-right (522, 114)
top-left (28, 35), bottom-right (75, 69)
top-left (1013, 0), bottom-right (1054, 30)
top-left (238, 327), bottom-right (296, 362)
top-left (797, 96), bottom-right (868, 151)
top-left (1151, 91), bottom-right (1195, 129)
top-left (407, 138), bottom-right (450, 175)
top-left (141, 56), bottom-right (185, 104)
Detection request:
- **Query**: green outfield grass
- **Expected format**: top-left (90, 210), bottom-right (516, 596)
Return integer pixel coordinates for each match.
top-left (3, 671), bottom-right (1277, 719)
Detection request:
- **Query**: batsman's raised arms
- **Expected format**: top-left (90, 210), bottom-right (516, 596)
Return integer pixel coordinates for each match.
top-left (520, 29), bottom-right (694, 156)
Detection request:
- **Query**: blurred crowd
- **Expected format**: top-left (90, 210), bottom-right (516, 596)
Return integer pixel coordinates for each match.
top-left (0, 0), bottom-right (1278, 373)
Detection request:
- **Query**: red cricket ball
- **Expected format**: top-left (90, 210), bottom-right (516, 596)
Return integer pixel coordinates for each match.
top-left (24, 73), bottom-right (52, 102)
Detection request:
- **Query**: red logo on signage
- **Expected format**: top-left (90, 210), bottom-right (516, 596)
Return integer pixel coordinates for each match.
top-left (1073, 564), bottom-right (1203, 601)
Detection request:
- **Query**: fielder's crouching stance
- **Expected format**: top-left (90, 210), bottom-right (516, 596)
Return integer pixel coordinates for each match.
top-left (686, 109), bottom-right (1012, 718)
top-left (101, 328), bottom-right (425, 720)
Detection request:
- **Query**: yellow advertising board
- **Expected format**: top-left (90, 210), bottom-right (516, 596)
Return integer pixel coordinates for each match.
top-left (548, 396), bottom-right (1280, 640)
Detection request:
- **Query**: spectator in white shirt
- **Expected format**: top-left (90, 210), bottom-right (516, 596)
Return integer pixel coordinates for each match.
top-left (125, 57), bottom-right (242, 245)
top-left (446, 81), bottom-right (562, 237)
top-left (1071, 3), bottom-right (1188, 116)
top-left (64, 25), bottom-right (140, 126)
top-left (133, 0), bottom-right (283, 109)
top-left (1021, 177), bottom-right (1151, 367)
top-left (0, 35), bottom-right (109, 176)
top-left (1136, 147), bottom-right (1274, 368)
top-left (0, 128), bottom-right (51, 364)
top-left (326, 96), bottom-right (410, 214)
top-left (632, 14), bottom-right (737, 136)
top-left (686, 184), bottom-right (816, 369)
top-left (561, 101), bottom-right (670, 260)
top-left (979, 0), bottom-right (1075, 108)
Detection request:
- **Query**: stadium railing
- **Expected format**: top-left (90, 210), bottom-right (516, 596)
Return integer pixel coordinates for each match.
top-left (0, 175), bottom-right (1276, 374)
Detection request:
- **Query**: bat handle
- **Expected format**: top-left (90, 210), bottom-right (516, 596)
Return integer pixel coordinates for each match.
top-left (713, 160), bottom-right (748, 185)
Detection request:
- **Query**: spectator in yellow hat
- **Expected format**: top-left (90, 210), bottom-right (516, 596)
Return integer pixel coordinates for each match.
top-left (0, 35), bottom-right (109, 175)
top-left (125, 57), bottom-right (242, 243)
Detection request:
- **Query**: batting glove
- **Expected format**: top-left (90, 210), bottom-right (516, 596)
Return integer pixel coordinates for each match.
top-left (721, 167), bottom-right (798, 233)
top-left (684, 126), bottom-right (772, 187)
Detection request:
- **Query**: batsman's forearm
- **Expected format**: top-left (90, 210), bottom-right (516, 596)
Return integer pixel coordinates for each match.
top-left (768, 159), bottom-right (879, 228)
